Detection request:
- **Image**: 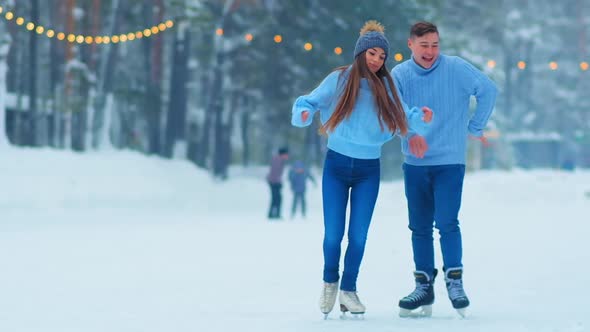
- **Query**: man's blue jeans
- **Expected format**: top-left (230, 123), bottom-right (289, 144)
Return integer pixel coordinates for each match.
top-left (403, 163), bottom-right (465, 278)
top-left (322, 149), bottom-right (380, 291)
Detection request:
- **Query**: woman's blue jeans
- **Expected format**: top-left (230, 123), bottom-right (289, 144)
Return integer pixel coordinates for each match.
top-left (402, 163), bottom-right (465, 279)
top-left (322, 149), bottom-right (380, 291)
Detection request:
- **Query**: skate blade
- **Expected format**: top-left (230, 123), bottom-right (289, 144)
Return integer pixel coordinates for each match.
top-left (340, 304), bottom-right (365, 320)
top-left (339, 312), bottom-right (365, 320)
top-left (399, 305), bottom-right (432, 318)
top-left (456, 308), bottom-right (467, 318)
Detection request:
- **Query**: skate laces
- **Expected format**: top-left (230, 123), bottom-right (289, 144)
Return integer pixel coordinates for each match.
top-left (343, 291), bottom-right (361, 304)
top-left (321, 283), bottom-right (338, 306)
top-left (405, 282), bottom-right (429, 301)
top-left (447, 278), bottom-right (466, 300)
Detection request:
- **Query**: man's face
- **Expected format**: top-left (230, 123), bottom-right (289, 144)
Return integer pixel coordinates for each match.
top-left (408, 32), bottom-right (439, 69)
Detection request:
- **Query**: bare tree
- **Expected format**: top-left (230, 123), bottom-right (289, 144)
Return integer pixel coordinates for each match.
top-left (27, 0), bottom-right (39, 146)
top-left (0, 20), bottom-right (11, 148)
top-left (91, 0), bottom-right (121, 150)
top-left (164, 19), bottom-right (190, 158)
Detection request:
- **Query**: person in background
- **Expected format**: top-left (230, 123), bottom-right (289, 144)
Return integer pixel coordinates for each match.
top-left (266, 147), bottom-right (289, 219)
top-left (392, 21), bottom-right (498, 318)
top-left (288, 160), bottom-right (316, 219)
top-left (292, 20), bottom-right (433, 318)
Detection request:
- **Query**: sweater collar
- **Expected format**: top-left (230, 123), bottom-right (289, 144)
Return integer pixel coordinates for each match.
top-left (410, 54), bottom-right (443, 75)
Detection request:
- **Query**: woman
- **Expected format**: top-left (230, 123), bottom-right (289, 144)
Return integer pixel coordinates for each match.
top-left (291, 20), bottom-right (433, 318)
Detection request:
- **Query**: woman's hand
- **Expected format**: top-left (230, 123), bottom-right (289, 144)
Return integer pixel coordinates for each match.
top-left (302, 111), bottom-right (310, 122)
top-left (421, 106), bottom-right (433, 123)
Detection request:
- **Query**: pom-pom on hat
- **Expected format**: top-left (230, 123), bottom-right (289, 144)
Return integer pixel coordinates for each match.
top-left (353, 20), bottom-right (390, 60)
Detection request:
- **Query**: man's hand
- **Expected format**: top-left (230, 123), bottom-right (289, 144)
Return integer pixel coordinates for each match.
top-left (409, 135), bottom-right (428, 158)
top-left (469, 134), bottom-right (490, 147)
top-left (301, 111), bottom-right (310, 122)
top-left (421, 106), bottom-right (433, 123)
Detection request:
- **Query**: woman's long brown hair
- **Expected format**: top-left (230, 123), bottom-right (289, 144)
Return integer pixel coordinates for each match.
top-left (320, 52), bottom-right (408, 136)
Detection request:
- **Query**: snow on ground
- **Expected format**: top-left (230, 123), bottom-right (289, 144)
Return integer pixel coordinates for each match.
top-left (0, 147), bottom-right (588, 332)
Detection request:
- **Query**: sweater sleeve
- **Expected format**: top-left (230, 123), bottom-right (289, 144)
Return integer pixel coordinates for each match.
top-left (457, 59), bottom-right (498, 137)
top-left (405, 106), bottom-right (431, 137)
top-left (291, 71), bottom-right (341, 127)
top-left (389, 71), bottom-right (431, 138)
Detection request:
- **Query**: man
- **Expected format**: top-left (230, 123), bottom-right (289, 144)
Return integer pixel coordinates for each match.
top-left (266, 147), bottom-right (289, 219)
top-left (392, 21), bottom-right (497, 317)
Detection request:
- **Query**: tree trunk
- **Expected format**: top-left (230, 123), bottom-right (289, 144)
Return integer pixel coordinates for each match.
top-left (164, 21), bottom-right (190, 158)
top-left (48, 2), bottom-right (64, 148)
top-left (91, 0), bottom-right (126, 149)
top-left (0, 22), bottom-right (11, 148)
top-left (194, 71), bottom-right (212, 168)
top-left (195, 0), bottom-right (235, 170)
top-left (197, 54), bottom-right (223, 169)
top-left (142, 0), bottom-right (164, 155)
top-left (61, 0), bottom-right (76, 150)
top-left (213, 90), bottom-right (238, 179)
top-left (91, 0), bottom-right (121, 150)
top-left (28, 0), bottom-right (39, 146)
top-left (502, 46), bottom-right (513, 124)
top-left (8, 1), bottom-right (25, 146)
top-left (240, 95), bottom-right (250, 167)
top-left (70, 0), bottom-right (94, 152)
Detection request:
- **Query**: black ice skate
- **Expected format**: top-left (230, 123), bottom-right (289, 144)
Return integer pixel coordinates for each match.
top-left (444, 267), bottom-right (470, 318)
top-left (399, 269), bottom-right (438, 318)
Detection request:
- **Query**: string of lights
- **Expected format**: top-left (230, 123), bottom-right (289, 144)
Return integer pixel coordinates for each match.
top-left (2, 5), bottom-right (587, 72)
top-left (0, 6), bottom-right (174, 44)
top-left (221, 29), bottom-right (590, 72)
top-left (219, 21), bottom-right (586, 72)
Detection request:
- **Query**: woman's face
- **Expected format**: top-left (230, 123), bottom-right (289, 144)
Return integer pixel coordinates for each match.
top-left (365, 47), bottom-right (386, 73)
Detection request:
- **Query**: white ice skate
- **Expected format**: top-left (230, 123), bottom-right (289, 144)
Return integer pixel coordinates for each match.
top-left (339, 290), bottom-right (365, 319)
top-left (319, 282), bottom-right (338, 319)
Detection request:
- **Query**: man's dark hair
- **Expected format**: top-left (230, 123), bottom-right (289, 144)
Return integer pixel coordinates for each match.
top-left (410, 21), bottom-right (438, 38)
top-left (278, 147), bottom-right (289, 155)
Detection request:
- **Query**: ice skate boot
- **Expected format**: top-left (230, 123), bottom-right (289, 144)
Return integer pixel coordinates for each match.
top-left (319, 282), bottom-right (338, 319)
top-left (444, 267), bottom-right (470, 318)
top-left (398, 269), bottom-right (437, 318)
top-left (339, 290), bottom-right (365, 319)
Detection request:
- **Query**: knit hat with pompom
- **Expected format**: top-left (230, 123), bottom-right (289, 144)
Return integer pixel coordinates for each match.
top-left (353, 20), bottom-right (390, 60)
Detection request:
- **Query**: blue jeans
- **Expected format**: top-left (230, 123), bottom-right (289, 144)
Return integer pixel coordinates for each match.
top-left (267, 183), bottom-right (282, 219)
top-left (403, 163), bottom-right (465, 278)
top-left (322, 149), bottom-right (380, 291)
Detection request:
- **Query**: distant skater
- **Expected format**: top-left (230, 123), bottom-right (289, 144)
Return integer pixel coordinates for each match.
top-left (266, 147), bottom-right (289, 220)
top-left (288, 160), bottom-right (316, 219)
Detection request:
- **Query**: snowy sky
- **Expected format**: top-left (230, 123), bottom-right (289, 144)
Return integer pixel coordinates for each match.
top-left (0, 147), bottom-right (588, 332)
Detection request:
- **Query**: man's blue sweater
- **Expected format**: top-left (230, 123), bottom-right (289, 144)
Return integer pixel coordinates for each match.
top-left (392, 54), bottom-right (498, 166)
top-left (292, 68), bottom-right (430, 159)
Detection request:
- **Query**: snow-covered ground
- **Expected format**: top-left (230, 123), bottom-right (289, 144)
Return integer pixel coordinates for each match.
top-left (0, 147), bottom-right (588, 332)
